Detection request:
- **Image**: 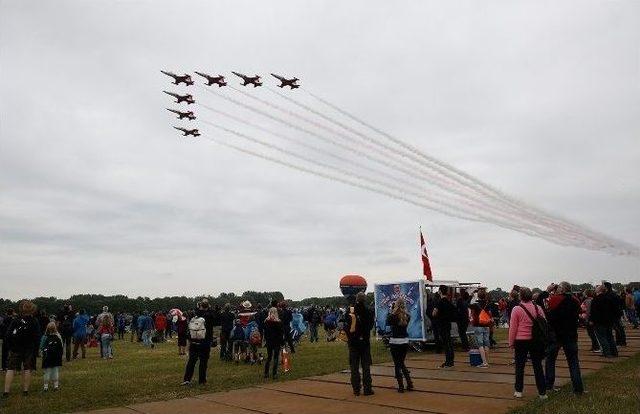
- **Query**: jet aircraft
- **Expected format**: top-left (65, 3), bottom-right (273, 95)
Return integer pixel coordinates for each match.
top-left (166, 108), bottom-right (196, 120)
top-left (161, 70), bottom-right (194, 86)
top-left (271, 74), bottom-right (300, 89)
top-left (232, 71), bottom-right (262, 87)
top-left (174, 127), bottom-right (200, 137)
top-left (163, 91), bottom-right (195, 104)
top-left (195, 71), bottom-right (227, 87)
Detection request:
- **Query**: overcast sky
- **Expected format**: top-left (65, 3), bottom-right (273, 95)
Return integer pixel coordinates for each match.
top-left (1, 0), bottom-right (638, 301)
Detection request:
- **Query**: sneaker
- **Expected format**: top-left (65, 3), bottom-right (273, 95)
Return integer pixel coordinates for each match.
top-left (43, 387), bottom-right (49, 392)
top-left (363, 389), bottom-right (374, 396)
top-left (438, 363), bottom-right (453, 369)
top-left (479, 363), bottom-right (489, 369)
top-left (514, 391), bottom-right (523, 398)
top-left (539, 394), bottom-right (548, 400)
top-left (353, 390), bottom-right (360, 396)
top-left (180, 381), bottom-right (190, 386)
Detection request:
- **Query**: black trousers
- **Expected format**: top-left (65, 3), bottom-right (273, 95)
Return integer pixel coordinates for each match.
top-left (544, 339), bottom-right (584, 393)
top-left (349, 341), bottom-right (372, 393)
top-left (264, 345), bottom-right (281, 377)
top-left (440, 324), bottom-right (454, 366)
top-left (594, 324), bottom-right (618, 357)
top-left (389, 343), bottom-right (410, 382)
top-left (283, 329), bottom-right (295, 352)
top-left (1, 338), bottom-right (9, 370)
top-left (514, 340), bottom-right (545, 395)
top-left (220, 330), bottom-right (231, 360)
top-left (62, 335), bottom-right (72, 362)
top-left (457, 320), bottom-right (469, 350)
top-left (586, 325), bottom-right (600, 350)
top-left (184, 341), bottom-right (211, 384)
top-left (613, 318), bottom-right (626, 346)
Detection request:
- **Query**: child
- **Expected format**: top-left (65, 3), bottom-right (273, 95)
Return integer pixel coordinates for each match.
top-left (40, 321), bottom-right (63, 391)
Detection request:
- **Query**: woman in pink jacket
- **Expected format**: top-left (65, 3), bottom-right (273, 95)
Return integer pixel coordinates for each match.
top-left (508, 287), bottom-right (547, 400)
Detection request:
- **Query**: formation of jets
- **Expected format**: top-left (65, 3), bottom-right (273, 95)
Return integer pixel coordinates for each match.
top-left (163, 69), bottom-right (301, 138)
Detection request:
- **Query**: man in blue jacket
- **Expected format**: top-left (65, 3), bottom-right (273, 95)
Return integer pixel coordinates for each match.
top-left (138, 312), bottom-right (155, 348)
top-left (72, 309), bottom-right (90, 359)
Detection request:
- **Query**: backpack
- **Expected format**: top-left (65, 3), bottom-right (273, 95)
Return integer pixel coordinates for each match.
top-left (231, 324), bottom-right (245, 341)
top-left (478, 308), bottom-right (493, 327)
top-left (519, 304), bottom-right (550, 353)
top-left (9, 318), bottom-right (32, 349)
top-left (249, 327), bottom-right (262, 345)
top-left (43, 335), bottom-right (62, 359)
top-left (188, 317), bottom-right (206, 341)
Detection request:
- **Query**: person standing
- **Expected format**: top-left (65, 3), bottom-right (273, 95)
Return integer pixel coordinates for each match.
top-left (346, 292), bottom-right (374, 396)
top-left (279, 302), bottom-right (295, 353)
top-left (509, 288), bottom-right (547, 400)
top-left (130, 313), bottom-right (139, 342)
top-left (40, 322), bottom-right (63, 391)
top-left (72, 309), bottom-right (90, 359)
top-left (432, 285), bottom-right (456, 368)
top-left (138, 312), bottom-right (155, 348)
top-left (57, 304), bottom-right (74, 362)
top-left (97, 318), bottom-right (115, 359)
top-left (469, 301), bottom-right (491, 368)
top-left (219, 303), bottom-right (234, 360)
top-left (590, 285), bottom-right (618, 358)
top-left (154, 312), bottom-right (167, 343)
top-left (116, 313), bottom-right (126, 340)
top-left (307, 305), bottom-right (321, 343)
top-left (2, 301), bottom-right (41, 397)
top-left (624, 288), bottom-right (639, 329)
top-left (544, 282), bottom-right (584, 395)
top-left (1, 309), bottom-right (16, 371)
top-left (263, 307), bottom-right (284, 379)
top-left (182, 299), bottom-right (216, 385)
top-left (176, 313), bottom-right (188, 356)
top-left (456, 290), bottom-right (470, 351)
top-left (386, 298), bottom-right (413, 393)
top-left (581, 290), bottom-right (600, 352)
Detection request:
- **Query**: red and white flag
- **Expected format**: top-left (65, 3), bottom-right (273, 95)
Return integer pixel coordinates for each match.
top-left (420, 229), bottom-right (433, 281)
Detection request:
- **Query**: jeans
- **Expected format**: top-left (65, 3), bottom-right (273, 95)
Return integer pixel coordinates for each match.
top-left (43, 367), bottom-right (60, 387)
top-left (626, 309), bottom-right (639, 329)
top-left (348, 340), bottom-right (372, 393)
top-left (545, 339), bottom-right (583, 393)
top-left (586, 325), bottom-right (600, 351)
top-left (184, 341), bottom-right (211, 384)
top-left (100, 334), bottom-right (113, 358)
top-left (389, 343), bottom-right (410, 383)
top-left (440, 323), bottom-right (454, 366)
top-left (264, 345), bottom-right (281, 378)
top-left (62, 335), bottom-right (72, 362)
top-left (613, 318), bottom-right (627, 345)
top-left (457, 320), bottom-right (469, 350)
top-left (514, 340), bottom-right (546, 395)
top-left (595, 324), bottom-right (618, 357)
top-left (309, 323), bottom-right (319, 342)
top-left (142, 330), bottom-right (153, 347)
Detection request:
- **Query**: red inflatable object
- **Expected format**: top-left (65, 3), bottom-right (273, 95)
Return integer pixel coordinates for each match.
top-left (340, 274), bottom-right (367, 297)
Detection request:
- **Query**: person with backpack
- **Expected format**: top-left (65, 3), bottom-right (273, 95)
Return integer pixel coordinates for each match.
top-left (469, 298), bottom-right (492, 368)
top-left (263, 307), bottom-right (284, 379)
top-left (346, 292), bottom-right (374, 396)
top-left (508, 287), bottom-right (547, 400)
top-left (72, 309), bottom-right (90, 359)
top-left (386, 298), bottom-right (413, 393)
top-left (182, 299), bottom-right (215, 385)
top-left (2, 300), bottom-right (41, 398)
top-left (1, 308), bottom-right (16, 371)
top-left (432, 285), bottom-right (456, 368)
top-left (40, 322), bottom-right (63, 391)
top-left (544, 281), bottom-right (584, 395)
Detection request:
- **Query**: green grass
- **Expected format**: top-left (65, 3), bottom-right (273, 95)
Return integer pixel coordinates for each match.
top-left (0, 332), bottom-right (390, 414)
top-left (509, 351), bottom-right (640, 414)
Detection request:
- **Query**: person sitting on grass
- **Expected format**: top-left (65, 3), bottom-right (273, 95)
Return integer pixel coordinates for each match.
top-left (2, 300), bottom-right (41, 398)
top-left (40, 322), bottom-right (63, 392)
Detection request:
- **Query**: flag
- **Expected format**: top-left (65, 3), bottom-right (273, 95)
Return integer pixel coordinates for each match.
top-left (420, 229), bottom-right (433, 281)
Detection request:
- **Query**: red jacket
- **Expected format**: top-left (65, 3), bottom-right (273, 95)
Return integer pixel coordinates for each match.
top-left (155, 314), bottom-right (167, 331)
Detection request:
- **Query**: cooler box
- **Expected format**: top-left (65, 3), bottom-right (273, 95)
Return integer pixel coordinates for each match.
top-left (469, 349), bottom-right (482, 366)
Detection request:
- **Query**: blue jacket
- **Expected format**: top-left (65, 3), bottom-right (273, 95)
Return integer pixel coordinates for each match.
top-left (634, 290), bottom-right (640, 306)
top-left (138, 315), bottom-right (154, 331)
top-left (72, 314), bottom-right (90, 339)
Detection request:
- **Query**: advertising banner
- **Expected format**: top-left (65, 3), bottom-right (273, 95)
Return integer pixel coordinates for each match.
top-left (374, 280), bottom-right (425, 341)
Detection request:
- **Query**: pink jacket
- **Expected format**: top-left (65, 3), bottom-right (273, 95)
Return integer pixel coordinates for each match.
top-left (508, 301), bottom-right (546, 347)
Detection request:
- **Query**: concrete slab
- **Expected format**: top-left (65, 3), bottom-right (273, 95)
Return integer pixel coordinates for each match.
top-left (406, 354), bottom-right (606, 370)
top-left (392, 359), bottom-right (586, 377)
top-left (305, 373), bottom-right (517, 400)
top-left (131, 397), bottom-right (257, 414)
top-left (74, 409), bottom-right (137, 414)
top-left (261, 380), bottom-right (524, 414)
top-left (199, 387), bottom-right (424, 414)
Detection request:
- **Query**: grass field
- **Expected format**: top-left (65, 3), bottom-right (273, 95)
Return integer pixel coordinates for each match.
top-left (0, 332), bottom-right (391, 414)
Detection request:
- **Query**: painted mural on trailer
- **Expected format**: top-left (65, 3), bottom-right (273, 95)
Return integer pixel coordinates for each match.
top-left (374, 280), bottom-right (426, 341)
